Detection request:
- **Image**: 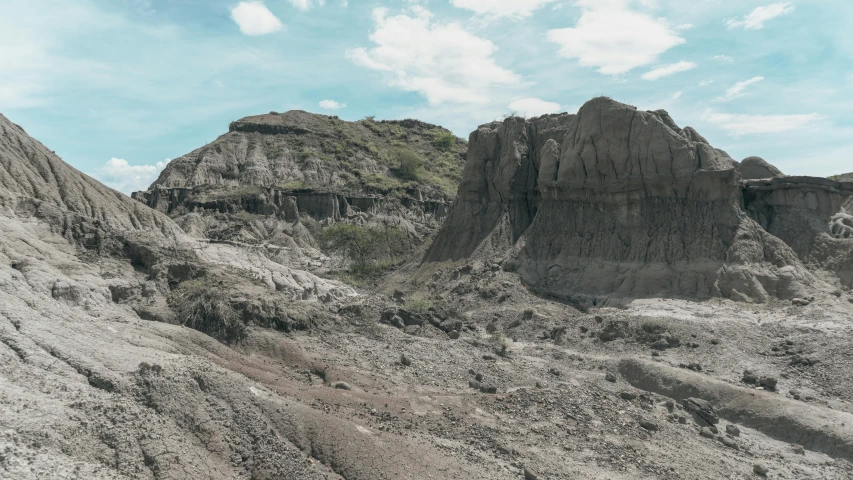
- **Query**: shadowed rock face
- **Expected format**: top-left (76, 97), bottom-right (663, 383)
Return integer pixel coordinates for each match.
top-left (424, 97), bottom-right (853, 303)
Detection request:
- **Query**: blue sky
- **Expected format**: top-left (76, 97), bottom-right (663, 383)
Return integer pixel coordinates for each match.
top-left (2, 0), bottom-right (851, 193)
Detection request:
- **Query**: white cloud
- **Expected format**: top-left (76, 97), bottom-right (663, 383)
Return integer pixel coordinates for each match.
top-left (94, 157), bottom-right (170, 194)
top-left (726, 2), bottom-right (794, 30)
top-left (289, 0), bottom-right (325, 11)
top-left (231, 2), bottom-right (283, 36)
top-left (672, 91), bottom-right (682, 99)
top-left (699, 80), bottom-right (713, 87)
top-left (675, 23), bottom-right (693, 30)
top-left (547, 1), bottom-right (685, 75)
top-left (347, 7), bottom-right (520, 104)
top-left (450, 0), bottom-right (558, 18)
top-left (641, 61), bottom-right (696, 80)
top-left (719, 76), bottom-right (764, 100)
top-left (508, 98), bottom-right (562, 117)
top-left (711, 55), bottom-right (733, 63)
top-left (319, 99), bottom-right (345, 109)
top-left (701, 110), bottom-right (822, 136)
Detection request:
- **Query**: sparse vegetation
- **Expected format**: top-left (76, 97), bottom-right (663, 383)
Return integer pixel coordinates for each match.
top-left (171, 281), bottom-right (247, 344)
top-left (276, 180), bottom-right (306, 190)
top-left (404, 297), bottom-right (432, 314)
top-left (395, 148), bottom-right (425, 181)
top-left (490, 333), bottom-right (511, 357)
top-left (318, 222), bottom-right (410, 272)
top-left (432, 130), bottom-right (456, 150)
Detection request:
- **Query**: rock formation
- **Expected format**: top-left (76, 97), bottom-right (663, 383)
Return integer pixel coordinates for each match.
top-left (423, 97), bottom-right (853, 303)
top-left (737, 156), bottom-right (782, 180)
top-left (132, 111), bottom-right (465, 247)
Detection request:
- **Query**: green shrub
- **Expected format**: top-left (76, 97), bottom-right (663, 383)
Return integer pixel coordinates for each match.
top-left (432, 130), bottom-right (456, 150)
top-left (395, 148), bottom-right (424, 181)
top-left (404, 297), bottom-right (432, 314)
top-left (172, 283), bottom-right (246, 344)
top-left (319, 223), bottom-right (410, 271)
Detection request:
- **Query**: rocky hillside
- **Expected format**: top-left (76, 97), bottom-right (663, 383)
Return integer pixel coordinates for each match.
top-left (131, 112), bottom-right (466, 251)
top-left (4, 107), bottom-right (853, 480)
top-left (419, 97), bottom-right (853, 304)
top-left (0, 114), bottom-right (181, 244)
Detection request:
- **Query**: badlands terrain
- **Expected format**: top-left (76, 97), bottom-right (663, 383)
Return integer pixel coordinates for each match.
top-left (1, 98), bottom-right (853, 479)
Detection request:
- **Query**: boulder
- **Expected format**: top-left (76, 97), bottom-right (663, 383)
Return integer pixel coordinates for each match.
top-left (683, 398), bottom-right (719, 425)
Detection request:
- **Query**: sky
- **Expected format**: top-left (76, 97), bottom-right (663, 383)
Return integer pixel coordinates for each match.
top-left (1, 0), bottom-right (852, 193)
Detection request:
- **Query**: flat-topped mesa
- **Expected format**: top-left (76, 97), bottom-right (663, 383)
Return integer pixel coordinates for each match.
top-left (132, 110), bottom-right (466, 246)
top-left (424, 97), bottom-right (853, 303)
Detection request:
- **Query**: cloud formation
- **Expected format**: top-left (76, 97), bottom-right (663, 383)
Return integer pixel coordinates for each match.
top-left (231, 2), bottom-right (283, 36)
top-left (641, 61), bottom-right (696, 81)
top-left (449, 0), bottom-right (558, 18)
top-left (701, 110), bottom-right (822, 135)
top-left (289, 0), bottom-right (325, 11)
top-left (720, 76), bottom-right (764, 100)
top-left (727, 3), bottom-right (794, 30)
top-left (319, 99), bottom-right (345, 109)
top-left (547, 0), bottom-right (685, 75)
top-left (508, 98), bottom-right (562, 117)
top-left (95, 157), bottom-right (170, 194)
top-left (347, 7), bottom-right (519, 104)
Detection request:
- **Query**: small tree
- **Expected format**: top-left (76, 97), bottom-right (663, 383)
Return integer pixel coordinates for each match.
top-left (319, 222), bottom-right (411, 273)
top-left (433, 131), bottom-right (456, 150)
top-left (396, 148), bottom-right (424, 181)
top-left (320, 223), bottom-right (378, 269)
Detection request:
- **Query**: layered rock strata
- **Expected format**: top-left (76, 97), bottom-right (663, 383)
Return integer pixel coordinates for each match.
top-left (425, 98), bottom-right (853, 302)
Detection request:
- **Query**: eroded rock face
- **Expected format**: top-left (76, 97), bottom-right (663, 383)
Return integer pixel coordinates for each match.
top-left (738, 157), bottom-right (782, 180)
top-left (0, 114), bottom-right (183, 243)
top-left (132, 111), bottom-right (462, 248)
top-left (423, 97), bottom-right (849, 302)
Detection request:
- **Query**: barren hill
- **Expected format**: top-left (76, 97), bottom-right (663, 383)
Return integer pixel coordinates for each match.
top-left (3, 104), bottom-right (853, 480)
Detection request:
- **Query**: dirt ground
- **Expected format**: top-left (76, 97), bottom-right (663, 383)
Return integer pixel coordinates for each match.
top-left (3, 252), bottom-right (852, 479)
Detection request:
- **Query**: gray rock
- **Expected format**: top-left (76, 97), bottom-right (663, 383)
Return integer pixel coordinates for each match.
top-left (683, 398), bottom-right (719, 425)
top-left (523, 467), bottom-right (539, 480)
top-left (738, 156), bottom-right (782, 180)
top-left (759, 376), bottom-right (778, 391)
top-left (421, 97), bottom-right (831, 303)
top-left (717, 435), bottom-right (739, 450)
top-left (605, 372), bottom-right (617, 383)
top-left (479, 384), bottom-right (498, 394)
top-left (725, 424), bottom-right (740, 437)
top-left (753, 464), bottom-right (769, 476)
top-left (333, 382), bottom-right (351, 390)
top-left (639, 420), bottom-right (659, 432)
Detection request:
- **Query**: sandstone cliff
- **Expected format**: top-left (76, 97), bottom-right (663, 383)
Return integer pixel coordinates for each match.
top-left (423, 97), bottom-right (853, 303)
